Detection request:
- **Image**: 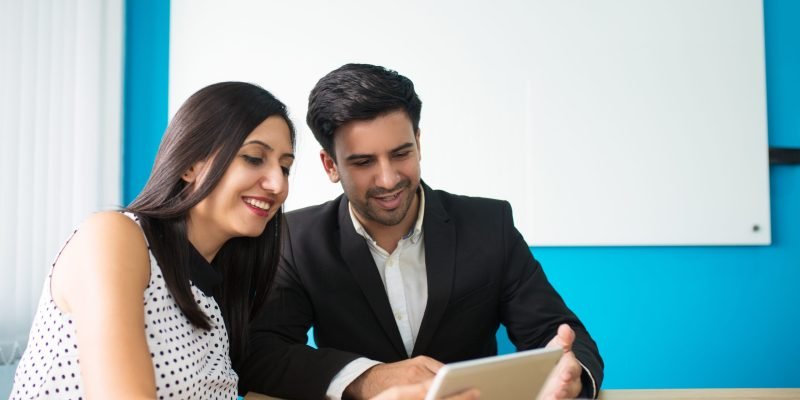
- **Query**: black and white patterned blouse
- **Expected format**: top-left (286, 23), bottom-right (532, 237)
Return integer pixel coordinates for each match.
top-left (9, 212), bottom-right (238, 399)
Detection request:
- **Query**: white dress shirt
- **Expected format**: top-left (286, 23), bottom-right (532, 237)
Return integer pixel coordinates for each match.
top-left (325, 191), bottom-right (428, 399)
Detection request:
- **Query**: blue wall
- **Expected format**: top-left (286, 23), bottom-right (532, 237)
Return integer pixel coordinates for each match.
top-left (124, 0), bottom-right (800, 389)
top-left (124, 0), bottom-right (170, 205)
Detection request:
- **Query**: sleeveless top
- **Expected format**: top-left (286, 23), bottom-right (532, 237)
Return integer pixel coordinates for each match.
top-left (9, 213), bottom-right (238, 399)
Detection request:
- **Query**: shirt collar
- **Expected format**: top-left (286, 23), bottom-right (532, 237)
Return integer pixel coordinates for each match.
top-left (349, 187), bottom-right (426, 245)
top-left (186, 241), bottom-right (223, 297)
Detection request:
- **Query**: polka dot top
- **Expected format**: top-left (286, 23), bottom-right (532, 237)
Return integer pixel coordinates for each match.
top-left (9, 212), bottom-right (238, 399)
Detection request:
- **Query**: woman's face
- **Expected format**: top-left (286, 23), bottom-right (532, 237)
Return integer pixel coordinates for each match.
top-left (188, 116), bottom-right (294, 244)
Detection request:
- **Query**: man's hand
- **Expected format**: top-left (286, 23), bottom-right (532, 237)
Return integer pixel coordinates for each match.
top-left (539, 324), bottom-right (584, 400)
top-left (345, 356), bottom-right (444, 399)
top-left (370, 380), bottom-right (480, 400)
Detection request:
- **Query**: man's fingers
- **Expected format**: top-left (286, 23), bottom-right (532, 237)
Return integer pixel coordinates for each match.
top-left (561, 370), bottom-right (573, 382)
top-left (372, 383), bottom-right (428, 400)
top-left (545, 324), bottom-right (575, 351)
top-left (538, 350), bottom-right (582, 400)
top-left (559, 354), bottom-right (583, 398)
top-left (420, 379), bottom-right (433, 391)
top-left (556, 324), bottom-right (575, 352)
top-left (560, 358), bottom-right (580, 382)
top-left (370, 380), bottom-right (479, 400)
top-left (417, 356), bottom-right (444, 374)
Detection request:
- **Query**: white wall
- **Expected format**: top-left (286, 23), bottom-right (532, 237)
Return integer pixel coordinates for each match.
top-left (170, 0), bottom-right (770, 246)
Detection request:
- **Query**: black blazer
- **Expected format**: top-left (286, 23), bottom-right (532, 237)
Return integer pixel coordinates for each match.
top-left (239, 183), bottom-right (603, 399)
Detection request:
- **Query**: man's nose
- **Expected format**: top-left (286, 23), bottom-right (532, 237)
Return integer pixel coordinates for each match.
top-left (375, 159), bottom-right (401, 190)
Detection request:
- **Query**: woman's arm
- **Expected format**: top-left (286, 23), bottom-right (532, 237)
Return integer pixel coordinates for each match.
top-left (51, 211), bottom-right (156, 399)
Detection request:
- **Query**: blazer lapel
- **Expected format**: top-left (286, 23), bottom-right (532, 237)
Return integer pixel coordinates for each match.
top-left (412, 184), bottom-right (455, 356)
top-left (337, 196), bottom-right (407, 357)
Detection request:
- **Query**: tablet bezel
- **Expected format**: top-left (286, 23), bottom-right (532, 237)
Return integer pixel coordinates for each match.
top-left (424, 347), bottom-right (563, 400)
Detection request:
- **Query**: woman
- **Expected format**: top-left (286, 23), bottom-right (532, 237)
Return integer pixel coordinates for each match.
top-left (9, 82), bottom-right (477, 400)
top-left (10, 82), bottom-right (295, 399)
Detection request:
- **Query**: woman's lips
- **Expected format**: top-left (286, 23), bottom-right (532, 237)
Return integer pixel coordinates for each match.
top-left (243, 196), bottom-right (272, 217)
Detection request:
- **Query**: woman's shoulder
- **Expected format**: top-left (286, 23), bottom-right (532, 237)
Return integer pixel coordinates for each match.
top-left (52, 211), bottom-right (153, 306)
top-left (75, 211), bottom-right (151, 271)
top-left (81, 210), bottom-right (142, 234)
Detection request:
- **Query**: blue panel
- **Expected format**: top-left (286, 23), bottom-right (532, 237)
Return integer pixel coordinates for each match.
top-left (123, 0), bottom-right (170, 205)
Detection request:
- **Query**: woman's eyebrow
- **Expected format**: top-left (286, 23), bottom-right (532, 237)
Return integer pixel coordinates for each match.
top-left (243, 140), bottom-right (294, 160)
top-left (242, 140), bottom-right (272, 150)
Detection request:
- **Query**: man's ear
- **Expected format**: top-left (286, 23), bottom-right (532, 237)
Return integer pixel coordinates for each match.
top-left (415, 129), bottom-right (422, 161)
top-left (182, 160), bottom-right (207, 184)
top-left (320, 150), bottom-right (340, 183)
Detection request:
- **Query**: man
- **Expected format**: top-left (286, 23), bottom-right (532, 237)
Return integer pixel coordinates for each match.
top-left (239, 64), bottom-right (603, 399)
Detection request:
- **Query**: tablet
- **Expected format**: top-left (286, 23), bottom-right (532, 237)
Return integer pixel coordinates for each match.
top-left (424, 347), bottom-right (563, 400)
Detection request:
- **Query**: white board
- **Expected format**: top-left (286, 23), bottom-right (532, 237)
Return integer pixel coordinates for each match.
top-left (169, 0), bottom-right (771, 246)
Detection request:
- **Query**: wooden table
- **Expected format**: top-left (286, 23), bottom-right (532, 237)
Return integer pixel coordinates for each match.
top-left (599, 389), bottom-right (800, 400)
top-left (247, 388), bottom-right (800, 400)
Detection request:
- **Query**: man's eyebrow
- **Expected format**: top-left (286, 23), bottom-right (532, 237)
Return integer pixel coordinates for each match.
top-left (345, 153), bottom-right (374, 162)
top-left (390, 143), bottom-right (415, 153)
top-left (243, 140), bottom-right (295, 160)
top-left (344, 142), bottom-right (415, 162)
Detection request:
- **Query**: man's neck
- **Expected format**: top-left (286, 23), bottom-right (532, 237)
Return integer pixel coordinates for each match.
top-left (357, 191), bottom-right (420, 254)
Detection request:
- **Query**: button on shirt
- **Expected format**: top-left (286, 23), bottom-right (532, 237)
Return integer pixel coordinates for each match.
top-left (325, 191), bottom-right (428, 399)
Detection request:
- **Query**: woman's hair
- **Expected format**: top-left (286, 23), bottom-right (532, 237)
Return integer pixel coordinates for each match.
top-left (127, 82), bottom-right (295, 368)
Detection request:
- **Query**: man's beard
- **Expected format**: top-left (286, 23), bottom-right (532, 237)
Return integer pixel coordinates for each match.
top-left (355, 179), bottom-right (418, 227)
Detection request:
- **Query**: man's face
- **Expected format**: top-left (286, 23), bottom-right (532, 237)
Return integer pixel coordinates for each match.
top-left (320, 110), bottom-right (421, 229)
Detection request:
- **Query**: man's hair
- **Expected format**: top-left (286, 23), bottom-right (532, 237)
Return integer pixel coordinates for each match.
top-left (306, 63), bottom-right (422, 159)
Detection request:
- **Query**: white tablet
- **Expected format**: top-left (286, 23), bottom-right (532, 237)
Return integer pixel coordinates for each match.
top-left (424, 347), bottom-right (563, 400)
